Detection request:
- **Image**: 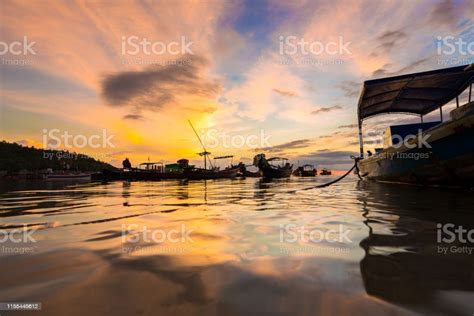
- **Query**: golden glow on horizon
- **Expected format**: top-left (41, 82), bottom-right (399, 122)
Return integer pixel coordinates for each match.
top-left (2, 0), bottom-right (470, 169)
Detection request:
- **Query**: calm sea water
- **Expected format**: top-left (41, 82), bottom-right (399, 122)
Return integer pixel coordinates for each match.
top-left (0, 177), bottom-right (473, 316)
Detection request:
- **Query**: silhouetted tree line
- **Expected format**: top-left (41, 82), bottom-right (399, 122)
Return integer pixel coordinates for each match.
top-left (0, 141), bottom-right (117, 172)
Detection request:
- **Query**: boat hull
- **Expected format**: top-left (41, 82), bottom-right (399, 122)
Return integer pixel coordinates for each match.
top-left (260, 166), bottom-right (293, 178)
top-left (184, 167), bottom-right (239, 180)
top-left (295, 170), bottom-right (317, 177)
top-left (357, 114), bottom-right (474, 187)
top-left (44, 173), bottom-right (91, 181)
top-left (98, 169), bottom-right (185, 181)
top-left (243, 170), bottom-right (262, 178)
top-left (130, 171), bottom-right (185, 180)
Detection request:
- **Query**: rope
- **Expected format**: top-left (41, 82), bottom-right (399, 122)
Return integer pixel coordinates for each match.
top-left (283, 163), bottom-right (357, 194)
top-left (353, 156), bottom-right (363, 180)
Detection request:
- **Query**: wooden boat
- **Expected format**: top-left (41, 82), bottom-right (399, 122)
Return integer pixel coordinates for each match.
top-left (356, 64), bottom-right (474, 187)
top-left (44, 173), bottom-right (91, 181)
top-left (294, 164), bottom-right (317, 177)
top-left (234, 162), bottom-right (261, 178)
top-left (183, 166), bottom-right (240, 180)
top-left (183, 122), bottom-right (241, 180)
top-left (253, 154), bottom-right (293, 178)
top-left (133, 161), bottom-right (187, 180)
top-left (244, 170), bottom-right (262, 178)
top-left (98, 160), bottom-right (189, 181)
top-left (319, 168), bottom-right (332, 176)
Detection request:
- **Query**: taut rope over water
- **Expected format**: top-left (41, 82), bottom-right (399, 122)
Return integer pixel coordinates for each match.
top-left (284, 162), bottom-right (358, 194)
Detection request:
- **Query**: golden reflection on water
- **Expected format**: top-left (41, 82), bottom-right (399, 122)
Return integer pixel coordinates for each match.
top-left (0, 178), bottom-right (473, 315)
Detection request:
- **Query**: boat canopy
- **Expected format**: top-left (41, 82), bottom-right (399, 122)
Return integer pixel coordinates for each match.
top-left (267, 157), bottom-right (288, 161)
top-left (214, 155), bottom-right (234, 159)
top-left (358, 64), bottom-right (474, 121)
top-left (139, 162), bottom-right (162, 166)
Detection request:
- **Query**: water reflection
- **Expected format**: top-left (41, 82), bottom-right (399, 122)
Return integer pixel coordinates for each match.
top-left (357, 181), bottom-right (474, 315)
top-left (0, 178), bottom-right (472, 315)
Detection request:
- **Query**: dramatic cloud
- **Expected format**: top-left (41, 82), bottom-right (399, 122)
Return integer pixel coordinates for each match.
top-left (317, 130), bottom-right (354, 140)
top-left (311, 105), bottom-right (343, 115)
top-left (372, 58), bottom-right (429, 78)
top-left (3, 0), bottom-right (474, 168)
top-left (338, 81), bottom-right (360, 98)
top-left (256, 139), bottom-right (314, 153)
top-left (428, 0), bottom-right (470, 29)
top-left (347, 139), bottom-right (379, 146)
top-left (123, 114), bottom-right (145, 121)
top-left (371, 30), bottom-right (407, 57)
top-left (300, 150), bottom-right (358, 168)
top-left (338, 124), bottom-right (358, 129)
top-left (101, 55), bottom-right (221, 111)
top-left (272, 88), bottom-right (298, 97)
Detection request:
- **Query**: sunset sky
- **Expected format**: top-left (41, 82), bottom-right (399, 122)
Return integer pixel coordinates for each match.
top-left (1, 0), bottom-right (473, 169)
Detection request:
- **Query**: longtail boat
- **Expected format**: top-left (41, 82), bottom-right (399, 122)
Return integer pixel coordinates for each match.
top-left (253, 154), bottom-right (293, 178)
top-left (294, 164), bottom-right (317, 177)
top-left (319, 168), bottom-right (332, 176)
top-left (356, 64), bottom-right (474, 187)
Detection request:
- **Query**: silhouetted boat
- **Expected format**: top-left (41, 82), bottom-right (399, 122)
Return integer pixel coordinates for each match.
top-left (356, 64), bottom-right (474, 187)
top-left (243, 170), bottom-right (262, 177)
top-left (253, 154), bottom-right (293, 178)
top-left (99, 159), bottom-right (189, 181)
top-left (183, 166), bottom-right (239, 180)
top-left (319, 168), bottom-right (332, 176)
top-left (44, 173), bottom-right (91, 180)
top-left (234, 162), bottom-right (261, 178)
top-left (294, 164), bottom-right (317, 177)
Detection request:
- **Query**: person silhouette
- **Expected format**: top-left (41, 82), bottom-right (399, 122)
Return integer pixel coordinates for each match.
top-left (122, 158), bottom-right (132, 169)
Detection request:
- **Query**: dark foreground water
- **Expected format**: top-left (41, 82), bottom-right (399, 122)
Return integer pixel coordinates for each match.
top-left (0, 177), bottom-right (473, 316)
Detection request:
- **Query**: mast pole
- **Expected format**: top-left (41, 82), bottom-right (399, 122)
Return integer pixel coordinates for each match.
top-left (358, 119), bottom-right (364, 157)
top-left (188, 120), bottom-right (213, 169)
top-left (356, 86), bottom-right (366, 158)
top-left (469, 82), bottom-right (472, 103)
